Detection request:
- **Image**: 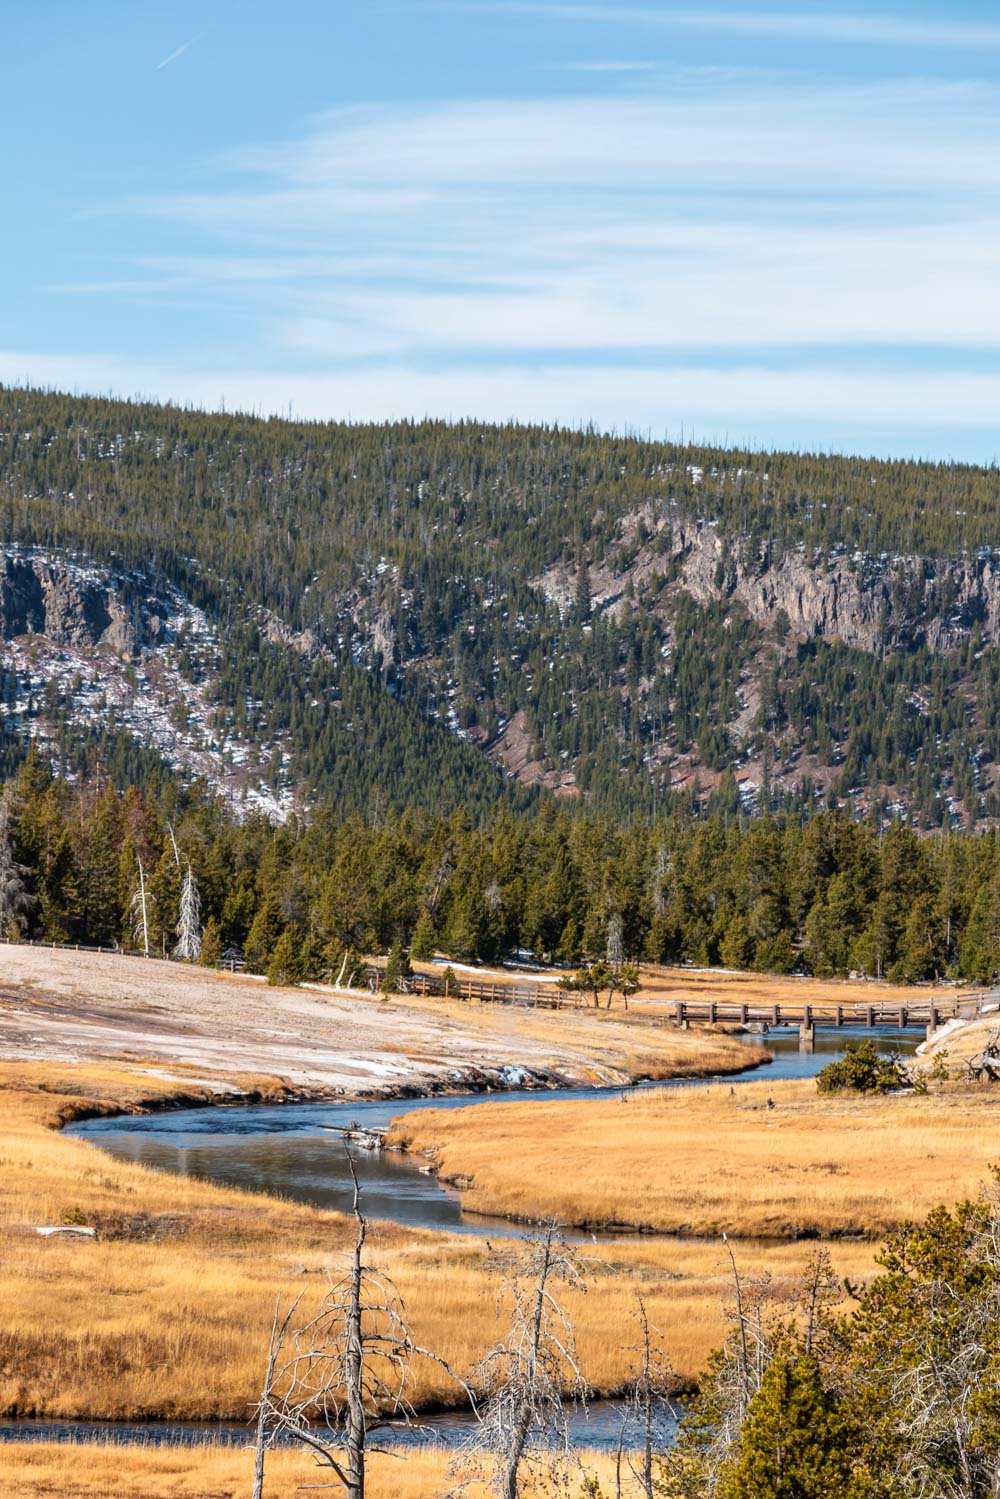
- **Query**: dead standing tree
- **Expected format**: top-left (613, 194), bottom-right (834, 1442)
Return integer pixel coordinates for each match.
top-left (174, 861), bottom-right (202, 961)
top-left (129, 853), bottom-right (150, 957)
top-left (614, 1297), bottom-right (675, 1499)
top-left (461, 1222), bottom-right (593, 1499)
top-left (253, 1154), bottom-right (468, 1499)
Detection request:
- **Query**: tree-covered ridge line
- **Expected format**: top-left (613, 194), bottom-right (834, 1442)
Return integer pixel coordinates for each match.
top-left (3, 750), bottom-right (1000, 986)
top-left (6, 384), bottom-right (1000, 826)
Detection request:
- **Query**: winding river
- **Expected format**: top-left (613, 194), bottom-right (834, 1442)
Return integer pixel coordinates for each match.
top-left (11, 1026), bottom-right (913, 1452)
top-left (67, 1026), bottom-right (917, 1240)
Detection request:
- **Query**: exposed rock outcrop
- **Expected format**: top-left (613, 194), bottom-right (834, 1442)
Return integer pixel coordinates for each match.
top-left (541, 515), bottom-right (1000, 658)
top-left (0, 555), bottom-right (140, 656)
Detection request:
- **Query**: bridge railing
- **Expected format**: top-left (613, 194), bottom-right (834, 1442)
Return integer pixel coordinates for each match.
top-left (670, 992), bottom-right (993, 1030)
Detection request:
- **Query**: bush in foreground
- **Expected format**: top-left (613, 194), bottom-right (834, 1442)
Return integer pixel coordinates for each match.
top-left (815, 1039), bottom-right (908, 1094)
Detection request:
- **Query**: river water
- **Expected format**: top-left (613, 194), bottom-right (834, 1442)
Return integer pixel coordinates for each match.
top-left (0, 1403), bottom-right (647, 1452)
top-left (68, 1027), bottom-right (918, 1239)
top-left (31, 1026), bottom-right (915, 1452)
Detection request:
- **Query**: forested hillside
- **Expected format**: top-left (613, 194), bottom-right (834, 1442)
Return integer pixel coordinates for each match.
top-left (2, 750), bottom-right (1000, 983)
top-left (4, 384), bottom-right (1000, 826)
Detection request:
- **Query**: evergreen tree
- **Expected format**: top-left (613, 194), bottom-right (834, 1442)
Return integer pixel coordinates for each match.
top-left (0, 789), bottom-right (33, 940)
top-left (409, 909), bottom-right (436, 962)
top-left (244, 901), bottom-right (282, 975)
top-left (382, 938), bottom-right (411, 995)
top-left (716, 1355), bottom-right (861, 1499)
top-left (267, 927), bottom-right (304, 987)
top-left (199, 915), bottom-right (223, 967)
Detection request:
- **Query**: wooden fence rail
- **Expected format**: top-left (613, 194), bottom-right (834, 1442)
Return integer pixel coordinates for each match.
top-left (3, 937), bottom-right (995, 1032)
top-left (361, 965), bottom-right (564, 1007)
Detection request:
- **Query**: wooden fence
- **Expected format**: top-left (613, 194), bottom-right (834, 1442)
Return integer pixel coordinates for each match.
top-left (362, 965), bottom-right (564, 1007)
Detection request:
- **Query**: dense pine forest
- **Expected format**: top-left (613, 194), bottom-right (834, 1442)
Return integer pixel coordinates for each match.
top-left (5, 385), bottom-right (1000, 827)
top-left (5, 748), bottom-right (1000, 985)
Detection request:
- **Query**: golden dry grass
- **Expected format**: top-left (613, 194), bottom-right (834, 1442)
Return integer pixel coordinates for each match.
top-left (388, 1076), bottom-right (1000, 1238)
top-left (0, 1061), bottom-right (878, 1421)
top-left (0, 1442), bottom-right (649, 1498)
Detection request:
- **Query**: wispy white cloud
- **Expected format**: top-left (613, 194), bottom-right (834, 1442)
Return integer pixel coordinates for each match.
top-left (474, 4), bottom-right (1000, 51)
top-left (218, 83), bottom-right (1000, 197)
top-left (124, 81), bottom-right (1000, 364)
top-left (44, 58), bottom-right (1000, 455)
top-left (275, 217), bottom-right (1000, 358)
top-left (156, 37), bottom-right (197, 70)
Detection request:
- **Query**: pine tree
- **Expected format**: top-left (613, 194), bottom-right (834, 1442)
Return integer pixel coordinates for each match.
top-left (267, 927), bottom-right (303, 987)
top-left (244, 902), bottom-right (282, 975)
top-left (200, 915), bottom-right (223, 967)
top-left (0, 789), bottom-right (33, 940)
top-left (717, 1354), bottom-right (860, 1499)
top-left (409, 909), bottom-right (436, 962)
top-left (556, 916), bottom-right (582, 965)
top-left (382, 938), bottom-right (411, 995)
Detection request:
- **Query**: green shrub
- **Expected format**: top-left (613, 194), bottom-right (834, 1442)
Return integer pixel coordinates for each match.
top-left (816, 1039), bottom-right (908, 1095)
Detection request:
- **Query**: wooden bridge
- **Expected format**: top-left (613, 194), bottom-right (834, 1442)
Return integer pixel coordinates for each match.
top-left (671, 990), bottom-right (998, 1045)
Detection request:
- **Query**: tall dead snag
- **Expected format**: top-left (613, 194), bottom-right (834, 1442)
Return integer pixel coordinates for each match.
top-left (173, 861), bottom-right (202, 961)
top-left (254, 1155), bottom-right (468, 1499)
top-left (129, 852), bottom-right (150, 957)
top-left (252, 1295), bottom-right (301, 1499)
top-left (616, 1296), bottom-right (675, 1499)
top-left (463, 1222), bottom-right (593, 1499)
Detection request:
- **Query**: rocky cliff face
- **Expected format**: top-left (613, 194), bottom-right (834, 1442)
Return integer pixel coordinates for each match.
top-left (0, 554), bottom-right (149, 656)
top-left (561, 514), bottom-right (1000, 658)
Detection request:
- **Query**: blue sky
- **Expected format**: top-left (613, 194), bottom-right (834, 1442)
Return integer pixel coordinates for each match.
top-left (5, 1), bottom-right (1000, 460)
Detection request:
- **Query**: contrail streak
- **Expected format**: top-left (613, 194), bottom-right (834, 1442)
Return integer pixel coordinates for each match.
top-left (156, 38), bottom-right (197, 70)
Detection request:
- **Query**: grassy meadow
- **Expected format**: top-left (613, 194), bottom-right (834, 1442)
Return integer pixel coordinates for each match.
top-left (0, 1060), bottom-right (883, 1423)
top-left (0, 1442), bottom-right (652, 1498)
top-left (388, 1074), bottom-right (1000, 1237)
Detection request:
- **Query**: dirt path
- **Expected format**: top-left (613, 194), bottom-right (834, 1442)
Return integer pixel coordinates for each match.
top-left (0, 947), bottom-right (752, 1095)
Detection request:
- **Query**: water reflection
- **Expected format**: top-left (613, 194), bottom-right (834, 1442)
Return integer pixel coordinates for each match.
top-left (0, 1400), bottom-right (672, 1451)
top-left (70, 1028), bottom-right (917, 1240)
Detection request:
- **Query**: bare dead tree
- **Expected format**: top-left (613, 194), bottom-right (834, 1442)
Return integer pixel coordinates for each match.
top-left (615, 1297), bottom-right (675, 1499)
top-left (461, 1223), bottom-right (593, 1499)
top-left (173, 861), bottom-right (202, 961)
top-left (659, 1235), bottom-right (776, 1497)
top-left (252, 1294), bottom-right (302, 1499)
top-left (129, 852), bottom-right (150, 957)
top-left (254, 1155), bottom-right (469, 1499)
top-left (606, 911), bottom-right (625, 971)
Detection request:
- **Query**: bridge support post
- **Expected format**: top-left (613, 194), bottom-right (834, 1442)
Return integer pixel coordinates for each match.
top-left (799, 1021), bottom-right (815, 1053)
top-left (926, 1006), bottom-right (940, 1043)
